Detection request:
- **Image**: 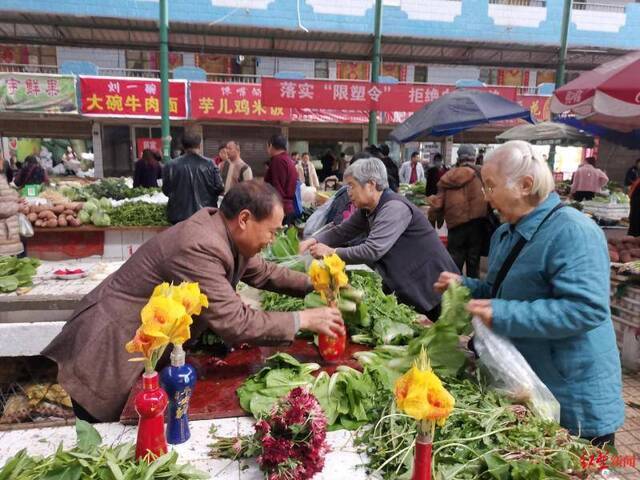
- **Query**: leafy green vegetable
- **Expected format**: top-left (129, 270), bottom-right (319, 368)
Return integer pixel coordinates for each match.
top-left (261, 227), bottom-right (305, 271)
top-left (0, 256), bottom-right (40, 293)
top-left (63, 179), bottom-right (159, 202)
top-left (0, 420), bottom-right (208, 479)
top-left (107, 203), bottom-right (169, 227)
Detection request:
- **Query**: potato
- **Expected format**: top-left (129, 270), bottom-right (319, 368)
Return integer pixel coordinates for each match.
top-left (45, 219), bottom-right (58, 228)
top-left (38, 210), bottom-right (55, 220)
top-left (57, 214), bottom-right (68, 227)
top-left (620, 251), bottom-right (632, 263)
top-left (629, 248), bottom-right (640, 257)
top-left (34, 219), bottom-right (43, 227)
top-left (27, 213), bottom-right (38, 223)
top-left (68, 217), bottom-right (81, 227)
top-left (609, 250), bottom-right (620, 262)
top-left (52, 205), bottom-right (65, 215)
top-left (62, 209), bottom-right (75, 216)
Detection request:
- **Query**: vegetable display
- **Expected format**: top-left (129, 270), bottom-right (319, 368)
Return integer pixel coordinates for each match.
top-left (608, 235), bottom-right (640, 263)
top-left (63, 178), bottom-right (159, 202)
top-left (21, 202), bottom-right (84, 228)
top-left (262, 227), bottom-right (305, 272)
top-left (0, 256), bottom-right (40, 293)
top-left (107, 203), bottom-right (169, 227)
top-left (0, 420), bottom-right (208, 479)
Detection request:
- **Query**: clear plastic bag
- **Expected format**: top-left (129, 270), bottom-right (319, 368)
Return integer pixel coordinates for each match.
top-left (472, 316), bottom-right (560, 422)
top-left (17, 213), bottom-right (34, 238)
top-left (303, 197), bottom-right (334, 239)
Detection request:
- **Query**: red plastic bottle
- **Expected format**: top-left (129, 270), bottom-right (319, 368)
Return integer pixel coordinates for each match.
top-left (134, 371), bottom-right (169, 460)
top-left (318, 332), bottom-right (346, 362)
top-left (412, 434), bottom-right (432, 480)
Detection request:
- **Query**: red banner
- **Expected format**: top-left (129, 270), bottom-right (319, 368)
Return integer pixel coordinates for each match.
top-left (262, 78), bottom-right (519, 112)
top-left (79, 77), bottom-right (187, 119)
top-left (262, 77), bottom-right (395, 110)
top-left (190, 82), bottom-right (290, 121)
top-left (517, 94), bottom-right (551, 122)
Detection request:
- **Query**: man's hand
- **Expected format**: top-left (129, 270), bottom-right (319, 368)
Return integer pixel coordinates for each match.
top-left (299, 238), bottom-right (317, 254)
top-left (309, 242), bottom-right (335, 258)
top-left (299, 307), bottom-right (345, 338)
top-left (467, 299), bottom-right (493, 328)
top-left (434, 271), bottom-right (462, 294)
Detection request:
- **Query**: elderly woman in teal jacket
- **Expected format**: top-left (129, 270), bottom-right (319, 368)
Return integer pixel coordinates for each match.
top-left (436, 140), bottom-right (624, 446)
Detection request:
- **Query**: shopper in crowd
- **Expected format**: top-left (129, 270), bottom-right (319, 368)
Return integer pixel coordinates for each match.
top-left (14, 155), bottom-right (48, 188)
top-left (628, 178), bottom-right (640, 237)
top-left (291, 151), bottom-right (300, 166)
top-left (399, 151), bottom-right (425, 185)
top-left (377, 144), bottom-right (399, 192)
top-left (161, 132), bottom-right (223, 224)
top-left (214, 144), bottom-right (228, 167)
top-left (570, 156), bottom-right (608, 201)
top-left (435, 140), bottom-right (624, 446)
top-left (624, 158), bottom-right (640, 190)
top-left (2, 158), bottom-right (13, 184)
top-left (43, 181), bottom-right (344, 423)
top-left (300, 157), bottom-right (458, 320)
top-left (320, 149), bottom-right (338, 182)
top-left (133, 148), bottom-right (162, 188)
top-left (296, 152), bottom-right (319, 189)
top-left (264, 134), bottom-right (298, 225)
top-left (426, 153), bottom-right (447, 196)
top-left (428, 145), bottom-right (488, 278)
top-left (221, 140), bottom-right (253, 193)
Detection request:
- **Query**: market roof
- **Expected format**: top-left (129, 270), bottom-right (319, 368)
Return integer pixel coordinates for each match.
top-left (0, 10), bottom-right (628, 71)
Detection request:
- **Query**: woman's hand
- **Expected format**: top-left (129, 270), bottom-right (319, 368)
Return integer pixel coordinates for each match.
top-left (467, 299), bottom-right (493, 328)
top-left (309, 242), bottom-right (335, 259)
top-left (434, 271), bottom-right (462, 294)
top-left (298, 238), bottom-right (317, 254)
top-left (299, 307), bottom-right (345, 338)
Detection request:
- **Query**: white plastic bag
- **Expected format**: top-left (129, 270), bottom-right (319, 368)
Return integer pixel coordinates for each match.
top-left (303, 197), bottom-right (334, 239)
top-left (472, 317), bottom-right (560, 422)
top-left (17, 213), bottom-right (34, 238)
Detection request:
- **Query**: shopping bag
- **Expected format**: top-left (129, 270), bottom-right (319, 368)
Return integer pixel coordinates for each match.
top-left (472, 317), bottom-right (560, 422)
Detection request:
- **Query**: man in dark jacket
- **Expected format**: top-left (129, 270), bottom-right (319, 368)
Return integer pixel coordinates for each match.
top-left (264, 134), bottom-right (298, 225)
top-left (162, 132), bottom-right (224, 224)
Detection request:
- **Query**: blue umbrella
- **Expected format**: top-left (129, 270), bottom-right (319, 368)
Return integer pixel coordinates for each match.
top-left (389, 89), bottom-right (534, 142)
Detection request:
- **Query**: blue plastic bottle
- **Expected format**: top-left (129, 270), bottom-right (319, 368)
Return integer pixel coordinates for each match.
top-left (160, 344), bottom-right (197, 444)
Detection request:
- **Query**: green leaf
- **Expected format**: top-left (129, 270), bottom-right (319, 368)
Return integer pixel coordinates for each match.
top-left (75, 419), bottom-right (102, 451)
top-left (41, 465), bottom-right (83, 480)
top-left (483, 453), bottom-right (510, 480)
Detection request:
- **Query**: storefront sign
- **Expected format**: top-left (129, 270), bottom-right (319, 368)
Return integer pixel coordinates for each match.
top-left (517, 94), bottom-right (551, 122)
top-left (79, 77), bottom-right (187, 119)
top-left (190, 82), bottom-right (290, 121)
top-left (0, 73), bottom-right (77, 113)
top-left (136, 138), bottom-right (162, 157)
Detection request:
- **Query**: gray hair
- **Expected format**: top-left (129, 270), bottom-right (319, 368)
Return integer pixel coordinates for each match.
top-left (485, 140), bottom-right (555, 201)
top-left (343, 157), bottom-right (389, 191)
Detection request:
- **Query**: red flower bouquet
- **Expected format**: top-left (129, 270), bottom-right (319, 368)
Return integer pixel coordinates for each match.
top-left (210, 387), bottom-right (329, 480)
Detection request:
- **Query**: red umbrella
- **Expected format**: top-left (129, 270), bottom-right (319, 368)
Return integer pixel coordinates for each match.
top-left (551, 50), bottom-right (640, 132)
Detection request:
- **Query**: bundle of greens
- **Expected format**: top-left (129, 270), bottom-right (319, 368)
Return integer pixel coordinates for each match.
top-left (107, 203), bottom-right (169, 227)
top-left (0, 256), bottom-right (40, 293)
top-left (261, 227), bottom-right (305, 271)
top-left (64, 179), bottom-right (159, 202)
top-left (260, 290), bottom-right (306, 312)
top-left (236, 353), bottom-right (386, 431)
top-left (347, 271), bottom-right (420, 346)
top-left (357, 375), bottom-right (595, 480)
top-left (0, 420), bottom-right (208, 479)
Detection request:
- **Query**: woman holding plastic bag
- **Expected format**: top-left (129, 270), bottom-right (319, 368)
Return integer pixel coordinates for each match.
top-left (435, 141), bottom-right (624, 447)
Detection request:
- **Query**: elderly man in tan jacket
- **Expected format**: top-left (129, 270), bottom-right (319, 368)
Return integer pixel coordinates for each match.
top-left (428, 145), bottom-right (488, 278)
top-left (43, 181), bottom-right (344, 422)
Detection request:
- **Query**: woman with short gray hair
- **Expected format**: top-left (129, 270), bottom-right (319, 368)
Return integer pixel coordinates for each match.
top-left (300, 157), bottom-right (458, 319)
top-left (435, 140), bottom-right (624, 446)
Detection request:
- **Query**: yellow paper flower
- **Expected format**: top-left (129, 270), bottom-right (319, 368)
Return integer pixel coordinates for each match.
top-left (324, 254), bottom-right (346, 276)
top-left (172, 282), bottom-right (209, 316)
top-left (309, 260), bottom-right (331, 292)
top-left (140, 295), bottom-right (188, 342)
top-left (395, 349), bottom-right (454, 426)
top-left (125, 327), bottom-right (166, 359)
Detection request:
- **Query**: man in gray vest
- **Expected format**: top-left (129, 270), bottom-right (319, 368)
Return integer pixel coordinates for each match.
top-left (299, 157), bottom-right (459, 320)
